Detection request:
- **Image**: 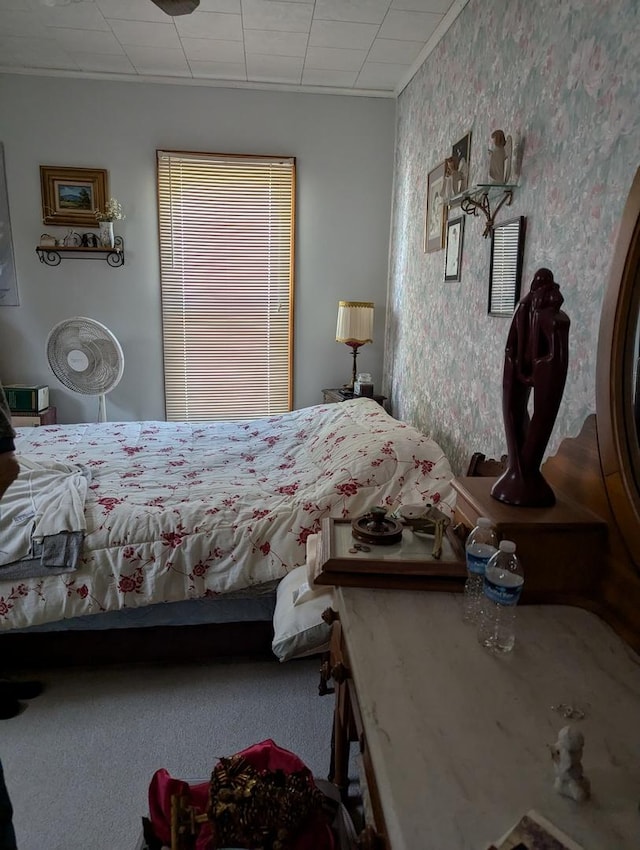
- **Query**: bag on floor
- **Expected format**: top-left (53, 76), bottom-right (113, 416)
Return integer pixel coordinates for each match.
top-left (145, 738), bottom-right (336, 850)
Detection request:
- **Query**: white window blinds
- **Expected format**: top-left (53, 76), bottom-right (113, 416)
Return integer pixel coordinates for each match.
top-left (157, 150), bottom-right (295, 421)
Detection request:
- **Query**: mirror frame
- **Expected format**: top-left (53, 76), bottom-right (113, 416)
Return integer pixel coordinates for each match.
top-left (596, 167), bottom-right (640, 566)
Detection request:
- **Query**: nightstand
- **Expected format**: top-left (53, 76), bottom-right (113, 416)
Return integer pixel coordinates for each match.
top-left (10, 407), bottom-right (57, 427)
top-left (322, 388), bottom-right (387, 407)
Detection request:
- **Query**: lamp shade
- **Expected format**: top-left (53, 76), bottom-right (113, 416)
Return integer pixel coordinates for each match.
top-left (336, 301), bottom-right (374, 345)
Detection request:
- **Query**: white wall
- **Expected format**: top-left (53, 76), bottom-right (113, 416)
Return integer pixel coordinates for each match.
top-left (0, 74), bottom-right (395, 423)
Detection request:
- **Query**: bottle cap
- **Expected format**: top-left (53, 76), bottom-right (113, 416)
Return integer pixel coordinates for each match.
top-left (499, 539), bottom-right (516, 553)
top-left (477, 517), bottom-right (493, 528)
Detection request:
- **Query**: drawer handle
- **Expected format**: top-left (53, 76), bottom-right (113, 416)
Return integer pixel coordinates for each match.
top-left (322, 607), bottom-right (340, 624)
top-left (331, 661), bottom-right (350, 684)
top-left (357, 825), bottom-right (385, 850)
top-left (318, 656), bottom-right (335, 696)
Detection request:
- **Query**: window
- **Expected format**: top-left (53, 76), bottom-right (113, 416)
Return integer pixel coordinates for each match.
top-left (157, 150), bottom-right (295, 420)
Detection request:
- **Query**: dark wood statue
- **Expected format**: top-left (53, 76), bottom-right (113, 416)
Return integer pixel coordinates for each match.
top-left (491, 268), bottom-right (570, 507)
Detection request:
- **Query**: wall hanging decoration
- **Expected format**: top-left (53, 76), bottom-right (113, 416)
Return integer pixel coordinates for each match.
top-left (40, 165), bottom-right (108, 227)
top-left (444, 215), bottom-right (465, 282)
top-left (444, 131), bottom-right (472, 202)
top-left (425, 161), bottom-right (447, 253)
top-left (488, 216), bottom-right (526, 315)
top-left (0, 143), bottom-right (19, 307)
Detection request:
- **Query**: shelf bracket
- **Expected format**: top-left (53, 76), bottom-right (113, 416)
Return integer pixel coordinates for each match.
top-left (459, 188), bottom-right (514, 238)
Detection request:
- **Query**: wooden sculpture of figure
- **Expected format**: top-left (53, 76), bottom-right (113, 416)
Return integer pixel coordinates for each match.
top-left (491, 268), bottom-right (570, 507)
top-left (551, 725), bottom-right (591, 802)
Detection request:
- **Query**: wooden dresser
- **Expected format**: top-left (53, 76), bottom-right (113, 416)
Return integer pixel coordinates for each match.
top-left (327, 587), bottom-right (640, 850)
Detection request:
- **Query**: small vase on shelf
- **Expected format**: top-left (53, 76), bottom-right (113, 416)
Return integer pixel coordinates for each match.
top-left (99, 221), bottom-right (114, 248)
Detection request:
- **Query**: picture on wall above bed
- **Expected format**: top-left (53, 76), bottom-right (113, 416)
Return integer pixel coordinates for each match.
top-left (40, 165), bottom-right (108, 227)
top-left (425, 161), bottom-right (447, 253)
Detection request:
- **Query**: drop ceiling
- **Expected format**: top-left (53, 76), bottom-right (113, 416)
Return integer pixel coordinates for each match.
top-left (0, 0), bottom-right (468, 97)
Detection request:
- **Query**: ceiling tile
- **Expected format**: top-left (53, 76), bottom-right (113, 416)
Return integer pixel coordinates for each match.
top-left (391, 0), bottom-right (452, 12)
top-left (378, 9), bottom-right (441, 40)
top-left (73, 51), bottom-right (137, 74)
top-left (305, 46), bottom-right (367, 72)
top-left (368, 37), bottom-right (424, 63)
top-left (95, 0), bottom-right (168, 23)
top-left (125, 45), bottom-right (191, 76)
top-left (108, 20), bottom-right (182, 48)
top-left (241, 0), bottom-right (313, 33)
top-left (245, 52), bottom-right (304, 84)
top-left (52, 27), bottom-right (126, 54)
top-left (188, 59), bottom-right (246, 78)
top-left (309, 20), bottom-right (378, 50)
top-left (244, 29), bottom-right (308, 57)
top-left (0, 10), bottom-right (48, 38)
top-left (355, 60), bottom-right (407, 89)
top-left (175, 11), bottom-right (242, 40)
top-left (302, 67), bottom-right (359, 87)
top-left (39, 2), bottom-right (111, 31)
top-left (181, 36), bottom-right (245, 62)
top-left (313, 0), bottom-right (389, 25)
top-left (0, 35), bottom-right (79, 70)
top-left (192, 0), bottom-right (242, 11)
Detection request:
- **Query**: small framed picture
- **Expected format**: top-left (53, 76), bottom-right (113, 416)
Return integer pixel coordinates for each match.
top-left (40, 165), bottom-right (108, 226)
top-left (425, 161), bottom-right (447, 253)
top-left (451, 131), bottom-right (471, 193)
top-left (444, 215), bottom-right (464, 281)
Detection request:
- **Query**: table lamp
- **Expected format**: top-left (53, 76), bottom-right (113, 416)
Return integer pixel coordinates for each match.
top-left (335, 300), bottom-right (374, 390)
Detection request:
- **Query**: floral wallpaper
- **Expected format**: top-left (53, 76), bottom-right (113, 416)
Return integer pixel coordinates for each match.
top-left (385, 0), bottom-right (640, 475)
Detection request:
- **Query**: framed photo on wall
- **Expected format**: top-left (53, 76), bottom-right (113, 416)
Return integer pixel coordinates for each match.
top-left (425, 161), bottom-right (447, 253)
top-left (444, 215), bottom-right (464, 281)
top-left (451, 131), bottom-right (471, 194)
top-left (40, 165), bottom-right (108, 226)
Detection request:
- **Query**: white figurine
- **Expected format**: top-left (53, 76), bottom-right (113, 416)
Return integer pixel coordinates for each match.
top-left (489, 129), bottom-right (513, 184)
top-left (551, 725), bottom-right (591, 802)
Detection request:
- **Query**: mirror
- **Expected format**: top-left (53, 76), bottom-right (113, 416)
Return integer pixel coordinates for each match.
top-left (597, 167), bottom-right (640, 568)
top-left (488, 216), bottom-right (526, 316)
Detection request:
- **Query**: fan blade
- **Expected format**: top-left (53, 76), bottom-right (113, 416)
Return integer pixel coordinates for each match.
top-left (149, 0), bottom-right (200, 15)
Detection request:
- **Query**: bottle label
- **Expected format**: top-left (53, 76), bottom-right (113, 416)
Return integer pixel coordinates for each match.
top-left (465, 543), bottom-right (496, 575)
top-left (483, 573), bottom-right (524, 606)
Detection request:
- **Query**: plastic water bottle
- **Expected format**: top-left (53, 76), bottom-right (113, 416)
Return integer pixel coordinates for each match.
top-left (477, 540), bottom-right (524, 653)
top-left (463, 517), bottom-right (498, 624)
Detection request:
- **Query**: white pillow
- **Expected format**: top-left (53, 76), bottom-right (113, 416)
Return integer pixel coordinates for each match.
top-left (272, 564), bottom-right (334, 662)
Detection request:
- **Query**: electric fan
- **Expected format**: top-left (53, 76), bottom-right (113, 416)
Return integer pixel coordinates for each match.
top-left (46, 317), bottom-right (124, 422)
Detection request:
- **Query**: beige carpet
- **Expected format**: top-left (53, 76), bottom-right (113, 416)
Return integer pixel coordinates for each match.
top-left (1, 656), bottom-right (335, 850)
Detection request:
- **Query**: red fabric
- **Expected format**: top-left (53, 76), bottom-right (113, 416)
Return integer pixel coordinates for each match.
top-left (148, 740), bottom-right (335, 850)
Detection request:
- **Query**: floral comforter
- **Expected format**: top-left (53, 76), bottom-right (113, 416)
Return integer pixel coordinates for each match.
top-left (0, 399), bottom-right (455, 631)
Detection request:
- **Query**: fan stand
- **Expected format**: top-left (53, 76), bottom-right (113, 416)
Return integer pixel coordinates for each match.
top-left (98, 394), bottom-right (107, 423)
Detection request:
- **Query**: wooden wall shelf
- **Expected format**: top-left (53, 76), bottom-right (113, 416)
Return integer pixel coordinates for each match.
top-left (36, 236), bottom-right (124, 267)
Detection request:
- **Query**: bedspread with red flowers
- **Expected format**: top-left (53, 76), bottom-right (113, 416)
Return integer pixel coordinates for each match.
top-left (1, 399), bottom-right (455, 630)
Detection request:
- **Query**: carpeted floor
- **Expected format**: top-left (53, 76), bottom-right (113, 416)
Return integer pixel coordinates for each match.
top-left (1, 656), bottom-right (336, 850)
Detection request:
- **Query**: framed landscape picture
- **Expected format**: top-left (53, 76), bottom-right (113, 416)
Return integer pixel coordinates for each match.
top-left (425, 161), bottom-right (446, 253)
top-left (40, 165), bottom-right (108, 226)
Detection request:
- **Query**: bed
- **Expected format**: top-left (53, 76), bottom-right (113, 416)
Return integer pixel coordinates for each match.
top-left (0, 398), bottom-right (456, 666)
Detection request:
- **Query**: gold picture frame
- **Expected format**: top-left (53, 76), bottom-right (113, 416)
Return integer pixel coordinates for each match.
top-left (40, 166), bottom-right (108, 226)
top-left (425, 161), bottom-right (447, 253)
